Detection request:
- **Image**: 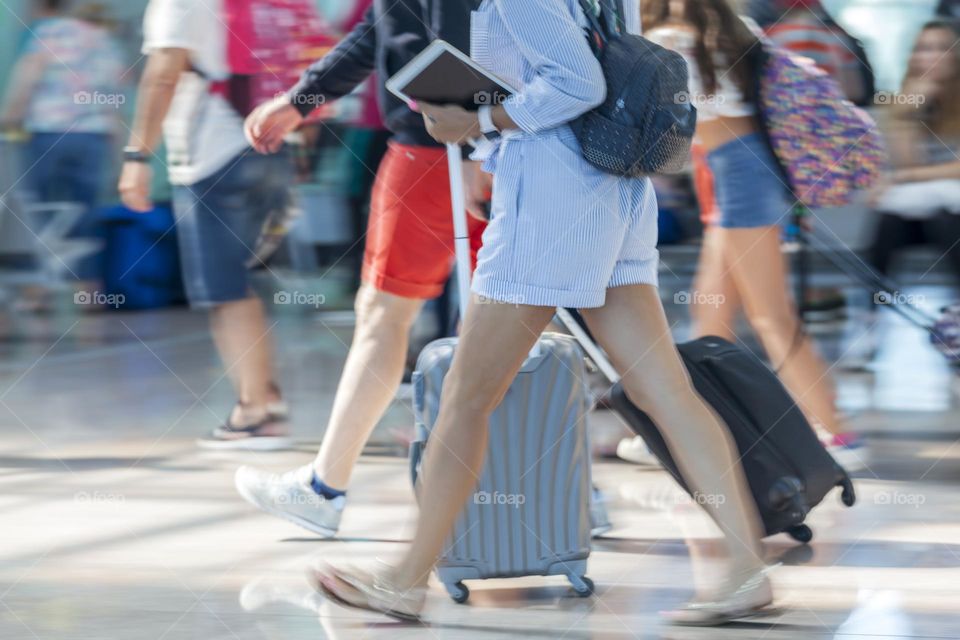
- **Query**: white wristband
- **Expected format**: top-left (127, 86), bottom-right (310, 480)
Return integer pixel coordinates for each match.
top-left (478, 105), bottom-right (499, 140)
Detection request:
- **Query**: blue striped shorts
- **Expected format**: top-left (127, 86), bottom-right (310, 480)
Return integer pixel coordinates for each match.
top-left (473, 129), bottom-right (660, 309)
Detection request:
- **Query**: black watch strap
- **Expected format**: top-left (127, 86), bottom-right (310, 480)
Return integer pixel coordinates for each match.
top-left (123, 147), bottom-right (150, 163)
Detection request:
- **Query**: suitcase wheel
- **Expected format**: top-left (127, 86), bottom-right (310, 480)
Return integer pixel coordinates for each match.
top-left (839, 476), bottom-right (856, 507)
top-left (787, 524), bottom-right (813, 544)
top-left (446, 581), bottom-right (469, 604)
top-left (568, 575), bottom-right (594, 597)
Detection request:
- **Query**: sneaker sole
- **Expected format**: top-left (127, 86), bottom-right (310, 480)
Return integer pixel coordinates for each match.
top-left (616, 444), bottom-right (662, 467)
top-left (197, 436), bottom-right (294, 452)
top-left (235, 476), bottom-right (339, 538)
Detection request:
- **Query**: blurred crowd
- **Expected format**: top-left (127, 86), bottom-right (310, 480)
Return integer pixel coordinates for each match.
top-left (0, 0), bottom-right (956, 314)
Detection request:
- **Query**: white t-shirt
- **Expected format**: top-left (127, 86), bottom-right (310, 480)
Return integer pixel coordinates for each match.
top-left (142, 0), bottom-right (249, 185)
top-left (644, 26), bottom-right (756, 122)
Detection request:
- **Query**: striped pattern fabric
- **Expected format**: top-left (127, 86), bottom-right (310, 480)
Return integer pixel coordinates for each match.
top-left (469, 0), bottom-right (660, 308)
top-left (766, 21), bottom-right (851, 77)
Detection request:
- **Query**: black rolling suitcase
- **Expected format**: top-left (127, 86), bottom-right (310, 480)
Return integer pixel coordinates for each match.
top-left (608, 337), bottom-right (855, 543)
top-left (556, 310), bottom-right (856, 544)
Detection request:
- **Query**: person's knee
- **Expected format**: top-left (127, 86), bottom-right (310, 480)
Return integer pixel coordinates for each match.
top-left (620, 370), bottom-right (696, 422)
top-left (747, 307), bottom-right (798, 339)
top-left (441, 370), bottom-right (507, 419)
top-left (354, 286), bottom-right (421, 334)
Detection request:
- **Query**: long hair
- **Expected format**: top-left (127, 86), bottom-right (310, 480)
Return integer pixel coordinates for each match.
top-left (905, 19), bottom-right (960, 137)
top-left (642, 0), bottom-right (760, 97)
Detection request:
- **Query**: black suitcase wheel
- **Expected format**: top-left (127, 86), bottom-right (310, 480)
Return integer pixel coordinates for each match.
top-left (446, 581), bottom-right (469, 604)
top-left (839, 476), bottom-right (856, 507)
top-left (569, 575), bottom-right (594, 597)
top-left (787, 524), bottom-right (813, 544)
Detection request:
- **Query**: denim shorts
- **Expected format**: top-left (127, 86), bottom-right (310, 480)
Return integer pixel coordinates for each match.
top-left (706, 132), bottom-right (793, 229)
top-left (173, 150), bottom-right (292, 308)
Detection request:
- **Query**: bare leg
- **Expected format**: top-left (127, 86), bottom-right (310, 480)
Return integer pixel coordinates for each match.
top-left (718, 227), bottom-right (842, 434)
top-left (580, 285), bottom-right (764, 572)
top-left (209, 297), bottom-right (277, 420)
top-left (691, 227), bottom-right (741, 341)
top-left (391, 298), bottom-right (556, 589)
top-left (313, 285), bottom-right (425, 489)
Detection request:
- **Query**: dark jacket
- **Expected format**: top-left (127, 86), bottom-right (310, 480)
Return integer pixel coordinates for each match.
top-left (289, 0), bottom-right (480, 148)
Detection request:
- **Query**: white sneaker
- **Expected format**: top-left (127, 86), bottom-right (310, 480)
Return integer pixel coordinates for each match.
top-left (616, 436), bottom-right (662, 467)
top-left (235, 465), bottom-right (344, 537)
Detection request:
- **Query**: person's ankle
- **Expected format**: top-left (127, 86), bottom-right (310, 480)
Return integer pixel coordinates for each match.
top-left (230, 403), bottom-right (269, 427)
top-left (266, 381), bottom-right (283, 404)
top-left (308, 471), bottom-right (346, 500)
top-left (728, 556), bottom-right (766, 581)
top-left (388, 566), bottom-right (429, 594)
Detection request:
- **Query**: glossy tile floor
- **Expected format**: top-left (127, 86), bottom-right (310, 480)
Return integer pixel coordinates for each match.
top-left (1, 273), bottom-right (959, 639)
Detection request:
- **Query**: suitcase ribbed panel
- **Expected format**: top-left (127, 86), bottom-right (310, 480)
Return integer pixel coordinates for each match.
top-left (412, 333), bottom-right (592, 586)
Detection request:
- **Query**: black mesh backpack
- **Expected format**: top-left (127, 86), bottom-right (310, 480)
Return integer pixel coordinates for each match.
top-left (569, 0), bottom-right (697, 176)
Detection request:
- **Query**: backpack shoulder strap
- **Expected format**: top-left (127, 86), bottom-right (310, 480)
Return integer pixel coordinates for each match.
top-left (607, 0), bottom-right (626, 35)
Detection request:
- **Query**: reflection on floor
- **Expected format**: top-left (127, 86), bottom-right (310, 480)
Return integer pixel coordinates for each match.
top-left (1, 279), bottom-right (959, 639)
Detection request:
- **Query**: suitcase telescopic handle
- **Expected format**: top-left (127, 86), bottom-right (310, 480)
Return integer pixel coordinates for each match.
top-left (446, 143), bottom-right (541, 359)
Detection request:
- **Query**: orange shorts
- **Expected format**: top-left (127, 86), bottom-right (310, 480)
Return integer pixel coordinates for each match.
top-left (363, 142), bottom-right (486, 299)
top-left (692, 144), bottom-right (720, 228)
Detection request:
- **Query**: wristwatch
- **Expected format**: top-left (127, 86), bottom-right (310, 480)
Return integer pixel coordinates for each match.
top-left (478, 105), bottom-right (500, 141)
top-left (123, 146), bottom-right (149, 163)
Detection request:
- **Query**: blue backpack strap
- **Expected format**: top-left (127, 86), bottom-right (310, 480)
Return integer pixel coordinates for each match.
top-left (603, 0), bottom-right (626, 36)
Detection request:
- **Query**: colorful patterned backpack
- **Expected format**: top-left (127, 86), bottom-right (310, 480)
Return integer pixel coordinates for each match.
top-left (752, 43), bottom-right (886, 208)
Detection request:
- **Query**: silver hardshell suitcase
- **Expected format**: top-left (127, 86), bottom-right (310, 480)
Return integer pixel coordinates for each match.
top-left (407, 145), bottom-right (594, 603)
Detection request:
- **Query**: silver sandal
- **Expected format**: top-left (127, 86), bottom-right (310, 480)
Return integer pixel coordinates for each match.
top-left (310, 563), bottom-right (426, 623)
top-left (664, 565), bottom-right (779, 627)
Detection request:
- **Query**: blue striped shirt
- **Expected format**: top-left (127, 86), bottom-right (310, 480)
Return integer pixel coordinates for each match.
top-left (472, 0), bottom-right (606, 135)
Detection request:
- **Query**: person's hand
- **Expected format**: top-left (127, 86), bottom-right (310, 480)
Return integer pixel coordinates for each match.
top-left (245, 95), bottom-right (304, 154)
top-left (420, 103), bottom-right (480, 145)
top-left (118, 161), bottom-right (153, 213)
top-left (463, 160), bottom-right (493, 221)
